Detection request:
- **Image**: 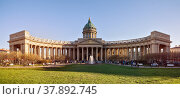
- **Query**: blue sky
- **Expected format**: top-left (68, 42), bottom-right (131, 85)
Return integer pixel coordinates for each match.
top-left (0, 0), bottom-right (180, 49)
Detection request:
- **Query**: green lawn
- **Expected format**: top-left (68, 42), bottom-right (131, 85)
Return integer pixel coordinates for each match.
top-left (1, 64), bottom-right (180, 84)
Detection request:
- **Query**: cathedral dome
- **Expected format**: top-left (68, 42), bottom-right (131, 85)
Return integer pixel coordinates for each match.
top-left (83, 18), bottom-right (96, 30)
top-left (82, 18), bottom-right (97, 38)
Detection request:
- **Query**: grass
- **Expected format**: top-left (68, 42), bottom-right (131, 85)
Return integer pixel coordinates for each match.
top-left (1, 64), bottom-right (180, 84)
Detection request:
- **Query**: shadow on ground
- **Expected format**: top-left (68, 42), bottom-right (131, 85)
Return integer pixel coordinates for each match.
top-left (38, 64), bottom-right (180, 77)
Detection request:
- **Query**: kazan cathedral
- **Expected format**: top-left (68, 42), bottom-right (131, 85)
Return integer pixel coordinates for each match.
top-left (9, 18), bottom-right (171, 62)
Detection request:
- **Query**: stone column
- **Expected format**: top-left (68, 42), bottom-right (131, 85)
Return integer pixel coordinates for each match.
top-left (116, 48), bottom-right (118, 55)
top-left (26, 44), bottom-right (30, 54)
top-left (119, 48), bottom-right (121, 57)
top-left (120, 48), bottom-right (122, 57)
top-left (30, 45), bottom-right (33, 54)
top-left (27, 44), bottom-right (30, 54)
top-left (35, 46), bottom-right (38, 55)
top-left (122, 48), bottom-right (125, 57)
top-left (59, 48), bottom-right (61, 55)
top-left (131, 47), bottom-right (133, 60)
top-left (147, 45), bottom-right (150, 54)
top-left (127, 47), bottom-right (129, 58)
top-left (86, 47), bottom-right (88, 61)
top-left (31, 45), bottom-right (34, 54)
top-left (55, 47), bottom-right (58, 57)
top-left (114, 48), bottom-right (116, 55)
top-left (65, 48), bottom-right (67, 56)
top-left (46, 47), bottom-right (49, 59)
top-left (64, 48), bottom-right (66, 55)
top-left (34, 45), bottom-right (36, 55)
top-left (73, 48), bottom-right (75, 60)
top-left (69, 48), bottom-right (71, 57)
top-left (49, 47), bottom-right (52, 58)
top-left (150, 44), bottom-right (152, 54)
top-left (58, 48), bottom-right (60, 56)
top-left (91, 47), bottom-right (93, 57)
top-left (51, 47), bottom-right (54, 59)
top-left (139, 46), bottom-right (142, 58)
top-left (41, 47), bottom-right (44, 59)
top-left (64, 48), bottom-right (65, 55)
top-left (63, 48), bottom-right (66, 55)
top-left (96, 47), bottom-right (98, 61)
top-left (118, 48), bottom-right (120, 56)
top-left (82, 47), bottom-right (84, 60)
top-left (58, 48), bottom-right (60, 55)
top-left (135, 47), bottom-right (138, 60)
top-left (57, 48), bottom-right (60, 56)
top-left (157, 44), bottom-right (160, 53)
top-left (35, 46), bottom-right (39, 55)
top-left (29, 44), bottom-right (31, 54)
top-left (143, 46), bottom-right (146, 55)
top-left (77, 47), bottom-right (79, 61)
top-left (101, 47), bottom-right (103, 61)
top-left (38, 46), bottom-right (40, 57)
top-left (20, 44), bottom-right (23, 53)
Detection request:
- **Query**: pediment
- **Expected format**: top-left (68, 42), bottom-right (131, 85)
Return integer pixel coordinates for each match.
top-left (78, 39), bottom-right (102, 45)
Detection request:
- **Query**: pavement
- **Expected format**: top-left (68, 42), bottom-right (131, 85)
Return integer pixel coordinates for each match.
top-left (116, 64), bottom-right (180, 68)
top-left (0, 64), bottom-right (70, 68)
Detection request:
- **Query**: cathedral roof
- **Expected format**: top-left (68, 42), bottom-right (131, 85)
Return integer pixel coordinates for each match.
top-left (83, 17), bottom-right (96, 29)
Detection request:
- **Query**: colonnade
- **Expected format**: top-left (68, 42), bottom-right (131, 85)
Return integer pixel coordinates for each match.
top-left (29, 45), bottom-right (104, 61)
top-left (10, 43), bottom-right (170, 61)
top-left (105, 45), bottom-right (151, 61)
top-left (29, 45), bottom-right (75, 60)
top-left (27, 44), bottom-right (153, 61)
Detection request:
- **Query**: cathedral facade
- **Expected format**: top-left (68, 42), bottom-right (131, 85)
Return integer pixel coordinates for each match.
top-left (8, 18), bottom-right (171, 61)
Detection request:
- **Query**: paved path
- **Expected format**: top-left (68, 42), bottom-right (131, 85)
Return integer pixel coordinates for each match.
top-left (116, 64), bottom-right (180, 68)
top-left (0, 64), bottom-right (70, 68)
